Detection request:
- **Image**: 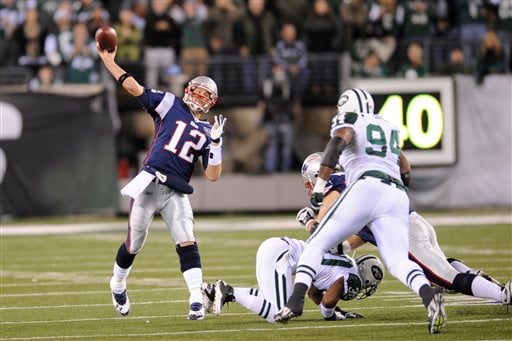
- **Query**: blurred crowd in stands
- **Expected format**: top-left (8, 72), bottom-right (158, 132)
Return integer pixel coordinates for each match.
top-left (1, 0), bottom-right (511, 88)
top-left (1, 0), bottom-right (511, 174)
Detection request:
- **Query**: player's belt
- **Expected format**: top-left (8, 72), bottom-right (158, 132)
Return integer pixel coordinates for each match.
top-left (359, 170), bottom-right (406, 191)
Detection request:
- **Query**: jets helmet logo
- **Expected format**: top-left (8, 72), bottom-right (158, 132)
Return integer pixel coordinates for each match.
top-left (338, 95), bottom-right (349, 107)
top-left (371, 265), bottom-right (384, 280)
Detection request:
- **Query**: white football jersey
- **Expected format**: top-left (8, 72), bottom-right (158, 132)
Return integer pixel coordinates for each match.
top-left (313, 253), bottom-right (362, 301)
top-left (330, 111), bottom-right (402, 185)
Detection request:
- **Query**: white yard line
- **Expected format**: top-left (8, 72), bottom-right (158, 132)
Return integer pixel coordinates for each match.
top-left (1, 214), bottom-right (511, 236)
top-left (0, 318), bottom-right (510, 340)
top-left (0, 291), bottom-right (499, 313)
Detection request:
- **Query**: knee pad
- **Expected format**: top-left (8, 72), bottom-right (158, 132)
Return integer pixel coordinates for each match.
top-left (452, 273), bottom-right (476, 295)
top-left (116, 243), bottom-right (136, 269)
top-left (176, 243), bottom-right (202, 272)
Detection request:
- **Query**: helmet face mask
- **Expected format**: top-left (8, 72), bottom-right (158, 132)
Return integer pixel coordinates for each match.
top-left (183, 76), bottom-right (218, 113)
top-left (337, 88), bottom-right (374, 114)
top-left (356, 254), bottom-right (384, 299)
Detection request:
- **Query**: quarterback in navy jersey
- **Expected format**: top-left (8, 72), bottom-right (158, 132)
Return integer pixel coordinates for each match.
top-left (296, 152), bottom-right (511, 306)
top-left (97, 43), bottom-right (227, 321)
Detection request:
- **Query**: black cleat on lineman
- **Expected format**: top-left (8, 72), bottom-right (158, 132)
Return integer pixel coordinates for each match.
top-left (201, 282), bottom-right (215, 313)
top-left (426, 287), bottom-right (447, 334)
top-left (212, 280), bottom-right (235, 315)
top-left (274, 292), bottom-right (305, 323)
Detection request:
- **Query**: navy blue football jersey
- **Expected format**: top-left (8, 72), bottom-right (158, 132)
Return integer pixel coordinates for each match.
top-left (137, 88), bottom-right (215, 183)
top-left (325, 172), bottom-right (347, 195)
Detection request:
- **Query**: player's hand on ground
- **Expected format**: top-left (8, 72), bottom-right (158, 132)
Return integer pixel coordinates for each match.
top-left (211, 115), bottom-right (227, 142)
top-left (310, 192), bottom-right (324, 209)
top-left (296, 207), bottom-right (315, 228)
top-left (324, 307), bottom-right (365, 321)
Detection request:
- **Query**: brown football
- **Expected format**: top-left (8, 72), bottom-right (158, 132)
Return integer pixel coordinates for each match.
top-left (95, 25), bottom-right (117, 53)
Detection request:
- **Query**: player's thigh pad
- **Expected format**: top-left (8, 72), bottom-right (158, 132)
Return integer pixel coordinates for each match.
top-left (159, 189), bottom-right (195, 244)
top-left (127, 184), bottom-right (159, 253)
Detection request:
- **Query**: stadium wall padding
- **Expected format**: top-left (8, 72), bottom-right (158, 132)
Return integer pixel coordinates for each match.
top-left (407, 74), bottom-right (512, 208)
top-left (0, 91), bottom-right (119, 216)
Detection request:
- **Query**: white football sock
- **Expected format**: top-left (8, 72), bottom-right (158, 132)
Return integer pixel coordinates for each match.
top-left (183, 267), bottom-right (203, 304)
top-left (111, 263), bottom-right (131, 294)
top-left (471, 275), bottom-right (502, 302)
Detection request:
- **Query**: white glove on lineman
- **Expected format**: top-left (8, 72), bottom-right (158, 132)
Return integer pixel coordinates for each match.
top-left (210, 114), bottom-right (227, 142)
top-left (296, 207), bottom-right (316, 228)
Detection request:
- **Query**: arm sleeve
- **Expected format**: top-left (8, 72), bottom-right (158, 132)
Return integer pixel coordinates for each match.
top-left (137, 88), bottom-right (171, 117)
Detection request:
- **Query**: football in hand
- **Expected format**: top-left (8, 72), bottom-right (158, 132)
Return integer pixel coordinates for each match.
top-left (95, 25), bottom-right (117, 53)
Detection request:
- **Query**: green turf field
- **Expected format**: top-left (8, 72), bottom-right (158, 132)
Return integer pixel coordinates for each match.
top-left (1, 218), bottom-right (511, 340)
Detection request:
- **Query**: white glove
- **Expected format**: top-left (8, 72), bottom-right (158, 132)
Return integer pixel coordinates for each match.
top-left (210, 114), bottom-right (227, 142)
top-left (296, 207), bottom-right (316, 228)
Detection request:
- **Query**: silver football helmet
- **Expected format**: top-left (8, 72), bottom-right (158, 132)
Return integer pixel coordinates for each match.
top-left (356, 254), bottom-right (384, 299)
top-left (337, 88), bottom-right (374, 114)
top-left (301, 152), bottom-right (323, 195)
top-left (183, 76), bottom-right (218, 113)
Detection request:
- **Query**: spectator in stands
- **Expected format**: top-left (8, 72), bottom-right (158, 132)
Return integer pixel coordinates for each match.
top-left (180, 0), bottom-right (209, 79)
top-left (260, 68), bottom-right (295, 173)
top-left (74, 0), bottom-right (99, 23)
top-left (436, 46), bottom-right (472, 75)
top-left (271, 23), bottom-right (309, 104)
top-left (34, 0), bottom-right (61, 33)
top-left (44, 2), bottom-right (74, 83)
top-left (66, 22), bottom-right (98, 83)
top-left (398, 42), bottom-right (428, 78)
top-left (234, 0), bottom-right (276, 94)
top-left (261, 22), bottom-right (307, 173)
top-left (207, 0), bottom-right (243, 94)
top-left (365, 0), bottom-right (403, 66)
top-left (122, 0), bottom-right (146, 30)
top-left (29, 63), bottom-right (57, 89)
top-left (143, 0), bottom-right (181, 89)
top-left (0, 0), bottom-right (24, 66)
top-left (493, 1), bottom-right (512, 72)
top-left (113, 8), bottom-right (143, 62)
top-left (14, 8), bottom-right (48, 68)
top-left (339, 0), bottom-right (369, 57)
top-left (303, 0), bottom-right (341, 95)
top-left (454, 0), bottom-right (491, 65)
top-left (475, 29), bottom-right (507, 84)
top-left (84, 2), bottom-right (110, 40)
top-left (402, 0), bottom-right (435, 39)
top-left (352, 49), bottom-right (388, 78)
top-left (272, 0), bottom-right (308, 32)
top-left (430, 0), bottom-right (458, 71)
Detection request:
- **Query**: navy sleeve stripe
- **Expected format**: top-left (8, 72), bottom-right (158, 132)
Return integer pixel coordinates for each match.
top-left (155, 92), bottom-right (176, 119)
